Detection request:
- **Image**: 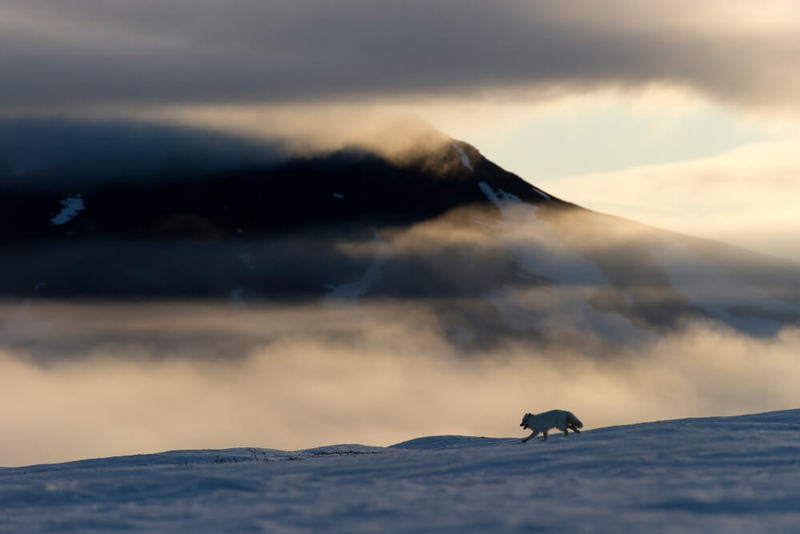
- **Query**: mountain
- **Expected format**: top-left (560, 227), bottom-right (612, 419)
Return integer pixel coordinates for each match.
top-left (0, 138), bottom-right (555, 242)
top-left (2, 119), bottom-right (800, 344)
top-left (2, 409), bottom-right (799, 532)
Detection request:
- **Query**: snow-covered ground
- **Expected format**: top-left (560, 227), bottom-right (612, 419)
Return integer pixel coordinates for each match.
top-left (2, 409), bottom-right (799, 533)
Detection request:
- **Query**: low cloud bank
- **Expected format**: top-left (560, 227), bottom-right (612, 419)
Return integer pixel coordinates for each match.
top-left (1, 300), bottom-right (798, 467)
top-left (0, 114), bottom-right (457, 188)
top-left (0, 118), bottom-right (286, 185)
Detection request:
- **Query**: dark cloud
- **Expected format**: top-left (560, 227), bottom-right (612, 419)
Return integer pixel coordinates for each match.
top-left (0, 117), bottom-right (285, 183)
top-left (1, 1), bottom-right (798, 111)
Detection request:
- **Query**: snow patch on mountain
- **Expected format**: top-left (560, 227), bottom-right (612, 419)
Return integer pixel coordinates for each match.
top-left (50, 195), bottom-right (84, 226)
top-left (478, 176), bottom-right (549, 203)
top-left (453, 142), bottom-right (473, 172)
top-left (479, 182), bottom-right (605, 286)
top-left (478, 181), bottom-right (520, 212)
top-left (531, 185), bottom-right (551, 200)
top-left (325, 236), bottom-right (393, 300)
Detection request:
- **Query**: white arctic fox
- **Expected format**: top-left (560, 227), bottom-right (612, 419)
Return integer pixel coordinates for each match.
top-left (520, 410), bottom-right (583, 443)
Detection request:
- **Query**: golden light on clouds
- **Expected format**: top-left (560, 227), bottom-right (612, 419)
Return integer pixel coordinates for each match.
top-left (2, 0), bottom-right (800, 471)
top-left (546, 138), bottom-right (800, 262)
top-left (139, 83), bottom-right (800, 264)
top-left (2, 300), bottom-right (799, 467)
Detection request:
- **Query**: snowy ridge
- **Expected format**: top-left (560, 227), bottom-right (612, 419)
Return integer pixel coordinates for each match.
top-left (452, 141), bottom-right (473, 171)
top-left (531, 185), bottom-right (551, 200)
top-left (3, 409), bottom-right (799, 532)
top-left (478, 180), bottom-right (520, 211)
top-left (391, 435), bottom-right (515, 450)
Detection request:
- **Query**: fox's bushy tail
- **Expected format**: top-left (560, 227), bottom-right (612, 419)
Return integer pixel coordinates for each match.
top-left (567, 412), bottom-right (583, 429)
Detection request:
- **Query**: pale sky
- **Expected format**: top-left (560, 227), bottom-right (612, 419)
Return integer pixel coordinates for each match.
top-left (2, 0), bottom-right (799, 261)
top-left (429, 90), bottom-right (800, 261)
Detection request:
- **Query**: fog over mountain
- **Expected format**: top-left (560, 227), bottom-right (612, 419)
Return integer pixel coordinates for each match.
top-left (2, 118), bottom-right (798, 334)
top-left (2, 117), bottom-right (800, 466)
top-left (4, 7), bottom-right (800, 534)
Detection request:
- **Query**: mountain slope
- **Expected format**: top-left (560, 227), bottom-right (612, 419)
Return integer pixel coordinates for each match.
top-left (2, 409), bottom-right (799, 533)
top-left (0, 137), bottom-right (555, 242)
top-left (2, 119), bottom-right (799, 342)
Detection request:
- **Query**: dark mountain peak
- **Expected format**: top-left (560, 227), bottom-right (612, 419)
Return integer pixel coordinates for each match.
top-left (1, 120), bottom-right (799, 345)
top-left (0, 130), bottom-right (558, 243)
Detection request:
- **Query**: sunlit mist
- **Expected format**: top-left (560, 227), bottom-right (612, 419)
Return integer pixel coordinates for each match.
top-left (2, 0), bottom-right (800, 473)
top-left (2, 299), bottom-right (799, 467)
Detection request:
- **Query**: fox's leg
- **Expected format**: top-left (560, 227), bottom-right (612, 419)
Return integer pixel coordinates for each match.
top-left (542, 430), bottom-right (548, 441)
top-left (564, 428), bottom-right (569, 437)
top-left (521, 430), bottom-right (538, 443)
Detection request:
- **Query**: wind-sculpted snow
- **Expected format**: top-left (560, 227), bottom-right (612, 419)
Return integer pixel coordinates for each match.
top-left (2, 410), bottom-right (799, 533)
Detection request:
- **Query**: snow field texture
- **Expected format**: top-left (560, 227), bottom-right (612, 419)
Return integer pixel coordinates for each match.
top-left (1, 410), bottom-right (799, 533)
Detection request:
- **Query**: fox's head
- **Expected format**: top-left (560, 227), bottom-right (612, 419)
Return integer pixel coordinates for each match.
top-left (520, 412), bottom-right (534, 429)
